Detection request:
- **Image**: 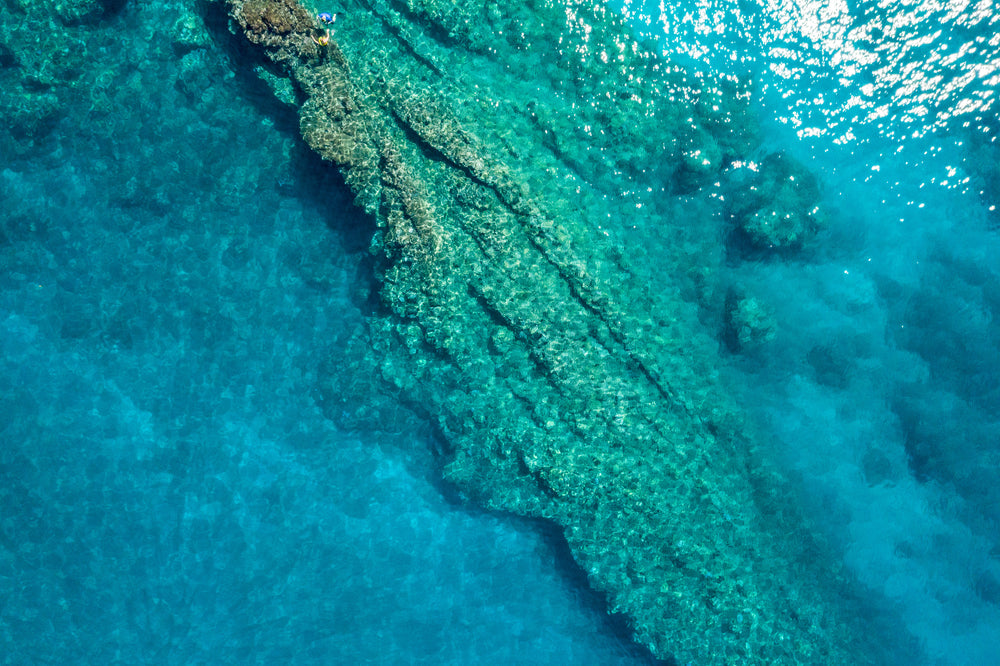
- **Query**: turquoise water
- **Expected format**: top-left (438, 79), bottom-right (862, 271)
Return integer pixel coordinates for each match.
top-left (628, 0), bottom-right (1000, 662)
top-left (1, 1), bottom-right (997, 665)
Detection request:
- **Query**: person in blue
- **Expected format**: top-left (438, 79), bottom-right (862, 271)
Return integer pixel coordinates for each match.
top-left (317, 12), bottom-right (342, 25)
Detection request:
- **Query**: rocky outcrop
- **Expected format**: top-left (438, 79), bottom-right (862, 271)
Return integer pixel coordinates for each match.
top-left (223, 0), bottom-right (887, 663)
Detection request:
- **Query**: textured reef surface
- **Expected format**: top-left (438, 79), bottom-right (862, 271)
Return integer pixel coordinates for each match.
top-left (219, 0), bottom-right (893, 663)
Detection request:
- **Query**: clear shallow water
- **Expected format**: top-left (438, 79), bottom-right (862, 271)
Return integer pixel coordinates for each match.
top-left (623, 0), bottom-right (1000, 662)
top-left (1, 0), bottom-right (998, 665)
top-left (0, 3), bottom-right (658, 664)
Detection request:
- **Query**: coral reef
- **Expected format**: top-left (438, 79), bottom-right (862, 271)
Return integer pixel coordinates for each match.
top-left (727, 152), bottom-right (826, 250)
top-left (3, 0), bottom-right (125, 25)
top-left (224, 0), bottom-right (884, 663)
top-left (0, 0), bottom-right (129, 155)
top-left (53, 0), bottom-right (125, 25)
top-left (725, 291), bottom-right (777, 352)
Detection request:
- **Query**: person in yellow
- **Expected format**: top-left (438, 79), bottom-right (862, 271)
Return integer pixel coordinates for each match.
top-left (311, 28), bottom-right (330, 46)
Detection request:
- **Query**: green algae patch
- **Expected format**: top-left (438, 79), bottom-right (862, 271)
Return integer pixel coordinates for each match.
top-left (223, 0), bottom-right (885, 662)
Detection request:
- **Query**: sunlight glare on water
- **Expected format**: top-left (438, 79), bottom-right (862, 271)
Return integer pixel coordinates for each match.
top-left (613, 1), bottom-right (1000, 663)
top-left (621, 0), bottom-right (999, 143)
top-left (617, 0), bottom-right (1000, 226)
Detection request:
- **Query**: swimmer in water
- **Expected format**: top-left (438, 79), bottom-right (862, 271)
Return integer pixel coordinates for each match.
top-left (313, 11), bottom-right (344, 46)
top-left (317, 12), bottom-right (343, 25)
top-left (312, 28), bottom-right (331, 46)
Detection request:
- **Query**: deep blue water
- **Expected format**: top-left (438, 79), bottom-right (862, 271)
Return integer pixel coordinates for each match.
top-left (1, 0), bottom-right (998, 664)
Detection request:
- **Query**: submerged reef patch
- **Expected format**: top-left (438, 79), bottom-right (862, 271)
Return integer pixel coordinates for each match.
top-left (725, 152), bottom-right (826, 251)
top-left (222, 0), bottom-right (888, 662)
top-left (0, 0), bottom-right (135, 155)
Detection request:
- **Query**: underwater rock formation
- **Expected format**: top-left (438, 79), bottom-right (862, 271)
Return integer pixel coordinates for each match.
top-left (724, 291), bottom-right (777, 352)
top-left (726, 152), bottom-right (826, 250)
top-left (223, 0), bottom-right (883, 662)
top-left (0, 0), bottom-right (130, 154)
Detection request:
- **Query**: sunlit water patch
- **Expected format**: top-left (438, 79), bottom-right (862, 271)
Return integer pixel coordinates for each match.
top-left (613, 0), bottom-right (1000, 663)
